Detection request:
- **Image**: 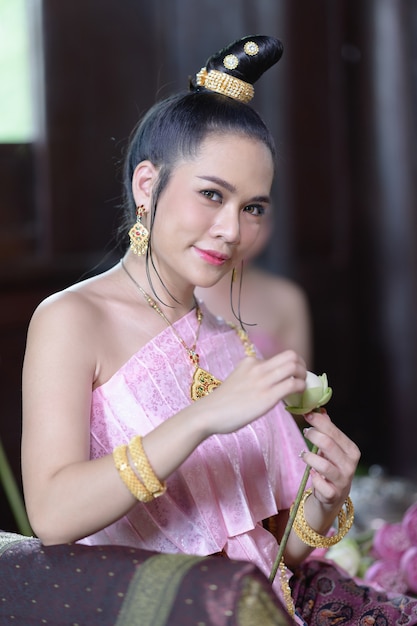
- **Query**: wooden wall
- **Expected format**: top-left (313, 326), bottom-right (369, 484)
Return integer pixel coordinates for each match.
top-left (1, 0), bottom-right (416, 533)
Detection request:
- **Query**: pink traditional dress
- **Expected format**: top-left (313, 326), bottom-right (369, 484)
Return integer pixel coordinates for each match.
top-left (77, 303), bottom-right (417, 624)
top-left (79, 303), bottom-right (307, 603)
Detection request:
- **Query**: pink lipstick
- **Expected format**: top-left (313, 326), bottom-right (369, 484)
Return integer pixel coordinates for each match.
top-left (194, 247), bottom-right (229, 266)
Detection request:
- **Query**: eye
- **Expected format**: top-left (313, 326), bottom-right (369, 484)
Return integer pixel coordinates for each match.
top-left (200, 189), bottom-right (223, 203)
top-left (244, 204), bottom-right (266, 217)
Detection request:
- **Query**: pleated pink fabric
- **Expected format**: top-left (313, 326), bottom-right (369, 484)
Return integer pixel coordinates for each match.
top-left (80, 303), bottom-right (306, 599)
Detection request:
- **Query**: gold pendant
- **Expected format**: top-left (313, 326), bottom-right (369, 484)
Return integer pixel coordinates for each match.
top-left (191, 367), bottom-right (222, 401)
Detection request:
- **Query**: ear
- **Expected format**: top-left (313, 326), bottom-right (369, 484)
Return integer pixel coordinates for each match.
top-left (131, 160), bottom-right (159, 208)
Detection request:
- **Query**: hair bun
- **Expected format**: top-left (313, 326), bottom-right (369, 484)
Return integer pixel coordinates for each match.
top-left (206, 35), bottom-right (283, 85)
top-left (191, 35), bottom-right (283, 103)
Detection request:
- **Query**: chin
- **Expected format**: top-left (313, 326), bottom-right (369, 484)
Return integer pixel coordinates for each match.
top-left (197, 269), bottom-right (231, 288)
top-left (194, 279), bottom-right (218, 290)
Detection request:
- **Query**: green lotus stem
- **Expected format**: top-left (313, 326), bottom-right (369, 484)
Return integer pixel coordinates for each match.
top-left (269, 444), bottom-right (318, 584)
top-left (0, 437), bottom-right (32, 536)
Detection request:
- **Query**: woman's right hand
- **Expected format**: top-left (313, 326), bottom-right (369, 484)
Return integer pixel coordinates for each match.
top-left (198, 349), bottom-right (307, 436)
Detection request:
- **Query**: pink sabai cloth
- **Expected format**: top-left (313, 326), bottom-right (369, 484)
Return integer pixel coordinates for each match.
top-left (79, 303), bottom-right (306, 598)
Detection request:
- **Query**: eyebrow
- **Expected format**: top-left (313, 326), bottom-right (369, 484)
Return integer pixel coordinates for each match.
top-left (196, 175), bottom-right (271, 204)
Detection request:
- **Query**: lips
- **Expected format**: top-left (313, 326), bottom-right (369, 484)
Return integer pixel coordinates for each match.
top-left (194, 247), bottom-right (230, 266)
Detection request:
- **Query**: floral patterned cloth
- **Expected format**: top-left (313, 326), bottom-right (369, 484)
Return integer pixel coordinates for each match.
top-left (79, 303), bottom-right (307, 603)
top-left (291, 559), bottom-right (417, 625)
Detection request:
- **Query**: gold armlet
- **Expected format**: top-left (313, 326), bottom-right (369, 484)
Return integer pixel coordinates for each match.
top-left (113, 444), bottom-right (153, 502)
top-left (291, 488), bottom-right (354, 548)
top-left (128, 435), bottom-right (166, 498)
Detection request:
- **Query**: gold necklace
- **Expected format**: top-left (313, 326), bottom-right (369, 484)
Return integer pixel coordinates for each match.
top-left (121, 260), bottom-right (222, 401)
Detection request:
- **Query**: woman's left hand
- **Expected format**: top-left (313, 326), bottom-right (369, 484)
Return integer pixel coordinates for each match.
top-left (301, 410), bottom-right (361, 508)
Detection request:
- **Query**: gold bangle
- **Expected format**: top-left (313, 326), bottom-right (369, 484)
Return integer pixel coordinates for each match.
top-left (128, 435), bottom-right (166, 497)
top-left (113, 444), bottom-right (153, 502)
top-left (291, 489), bottom-right (354, 548)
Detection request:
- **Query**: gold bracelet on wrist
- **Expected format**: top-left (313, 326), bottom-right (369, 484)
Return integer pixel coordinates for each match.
top-left (128, 435), bottom-right (166, 497)
top-left (113, 444), bottom-right (154, 502)
top-left (291, 488), bottom-right (354, 548)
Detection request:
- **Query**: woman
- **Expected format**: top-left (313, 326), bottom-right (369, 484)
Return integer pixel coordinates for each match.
top-left (22, 35), bottom-right (411, 625)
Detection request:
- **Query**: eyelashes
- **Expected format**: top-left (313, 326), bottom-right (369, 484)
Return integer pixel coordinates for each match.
top-left (244, 205), bottom-right (265, 216)
top-left (200, 189), bottom-right (266, 216)
top-left (200, 189), bottom-right (222, 202)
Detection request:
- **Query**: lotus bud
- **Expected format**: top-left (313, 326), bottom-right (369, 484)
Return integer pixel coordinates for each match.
top-left (284, 371), bottom-right (332, 415)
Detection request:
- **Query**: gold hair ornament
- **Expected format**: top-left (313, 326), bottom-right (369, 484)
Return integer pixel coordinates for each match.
top-left (291, 488), bottom-right (355, 548)
top-left (223, 54), bottom-right (239, 70)
top-left (195, 67), bottom-right (254, 103)
top-left (244, 41), bottom-right (259, 56)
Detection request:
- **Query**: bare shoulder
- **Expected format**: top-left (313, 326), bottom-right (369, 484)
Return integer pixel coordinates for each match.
top-left (26, 264), bottom-right (163, 387)
top-left (24, 268), bottom-right (126, 385)
top-left (29, 270), bottom-right (115, 335)
top-left (247, 267), bottom-right (309, 313)
top-left (245, 266), bottom-right (312, 364)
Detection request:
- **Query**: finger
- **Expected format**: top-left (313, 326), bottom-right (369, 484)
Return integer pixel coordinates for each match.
top-left (305, 411), bottom-right (353, 449)
top-left (304, 412), bottom-right (360, 465)
top-left (235, 355), bottom-right (306, 395)
top-left (300, 446), bottom-right (338, 482)
top-left (300, 429), bottom-right (358, 493)
top-left (309, 469), bottom-right (338, 501)
top-left (244, 353), bottom-right (306, 396)
top-left (269, 348), bottom-right (306, 368)
top-left (302, 434), bottom-right (357, 486)
top-left (262, 349), bottom-right (306, 377)
top-left (301, 453), bottom-right (351, 507)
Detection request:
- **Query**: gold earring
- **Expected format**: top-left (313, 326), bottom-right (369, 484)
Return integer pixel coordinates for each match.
top-left (128, 205), bottom-right (149, 255)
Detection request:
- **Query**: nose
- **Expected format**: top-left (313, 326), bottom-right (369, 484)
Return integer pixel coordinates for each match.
top-left (210, 205), bottom-right (241, 244)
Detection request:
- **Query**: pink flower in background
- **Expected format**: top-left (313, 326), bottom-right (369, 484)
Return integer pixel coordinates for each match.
top-left (403, 502), bottom-right (417, 545)
top-left (401, 546), bottom-right (417, 594)
top-left (364, 559), bottom-right (409, 594)
top-left (372, 522), bottom-right (411, 562)
top-left (341, 500), bottom-right (417, 597)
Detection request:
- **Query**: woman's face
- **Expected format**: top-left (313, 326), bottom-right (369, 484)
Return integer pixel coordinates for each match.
top-left (150, 132), bottom-right (274, 291)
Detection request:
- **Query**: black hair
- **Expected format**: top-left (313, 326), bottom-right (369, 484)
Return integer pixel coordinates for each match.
top-left (196, 34), bottom-right (283, 86)
top-left (120, 35), bottom-right (283, 231)
top-left (119, 35), bottom-right (283, 311)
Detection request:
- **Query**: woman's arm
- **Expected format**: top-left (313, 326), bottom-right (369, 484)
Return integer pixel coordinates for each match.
top-left (22, 292), bottom-right (133, 544)
top-left (22, 292), bottom-right (307, 545)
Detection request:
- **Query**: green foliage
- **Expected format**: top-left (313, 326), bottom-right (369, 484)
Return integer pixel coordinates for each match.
top-left (0, 438), bottom-right (32, 536)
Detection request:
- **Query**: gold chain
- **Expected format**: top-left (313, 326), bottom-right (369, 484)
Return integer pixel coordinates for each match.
top-left (121, 259), bottom-right (222, 400)
top-left (121, 259), bottom-right (202, 362)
